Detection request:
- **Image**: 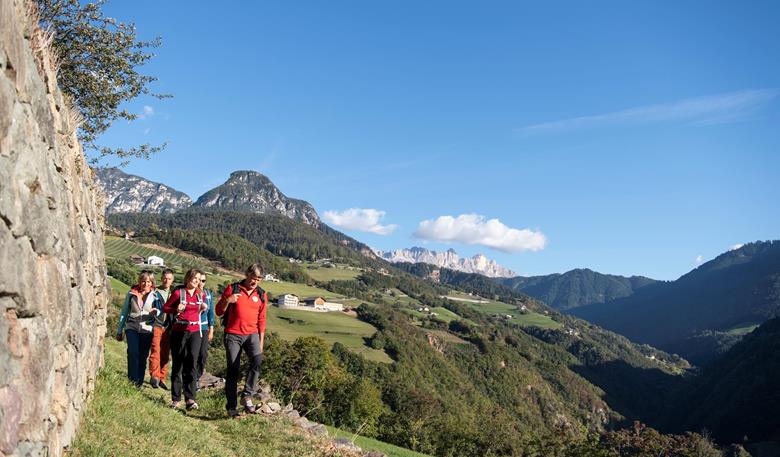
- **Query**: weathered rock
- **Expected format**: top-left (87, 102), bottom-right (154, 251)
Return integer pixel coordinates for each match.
top-left (0, 2), bottom-right (109, 455)
top-left (259, 404), bottom-right (274, 415)
top-left (198, 372), bottom-right (224, 390)
top-left (363, 451), bottom-right (387, 457)
top-left (334, 438), bottom-right (362, 453)
top-left (284, 409), bottom-right (300, 420)
top-left (305, 422), bottom-right (328, 436)
top-left (266, 401), bottom-right (282, 413)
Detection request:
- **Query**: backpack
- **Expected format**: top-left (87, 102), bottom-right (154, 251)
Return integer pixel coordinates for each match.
top-left (221, 282), bottom-right (266, 328)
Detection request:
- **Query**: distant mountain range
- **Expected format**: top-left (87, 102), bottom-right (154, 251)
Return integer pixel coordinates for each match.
top-left (94, 168), bottom-right (320, 226)
top-left (571, 241), bottom-right (780, 363)
top-left (375, 247), bottom-right (517, 278)
top-left (498, 269), bottom-right (658, 311)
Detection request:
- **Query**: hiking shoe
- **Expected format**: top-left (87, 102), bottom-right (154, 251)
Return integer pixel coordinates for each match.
top-left (150, 377), bottom-right (160, 389)
top-left (158, 381), bottom-right (169, 391)
top-left (169, 400), bottom-right (181, 409)
top-left (186, 401), bottom-right (199, 411)
top-left (242, 397), bottom-right (257, 414)
top-left (227, 409), bottom-right (240, 419)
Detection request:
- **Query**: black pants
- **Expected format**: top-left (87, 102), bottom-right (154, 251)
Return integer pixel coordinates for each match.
top-left (197, 332), bottom-right (211, 382)
top-left (224, 333), bottom-right (262, 411)
top-left (170, 331), bottom-right (202, 402)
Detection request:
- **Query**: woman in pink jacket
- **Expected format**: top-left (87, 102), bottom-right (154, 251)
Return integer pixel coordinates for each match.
top-left (163, 269), bottom-right (207, 410)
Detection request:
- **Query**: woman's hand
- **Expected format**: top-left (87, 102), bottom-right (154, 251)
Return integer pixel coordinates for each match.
top-left (115, 333), bottom-right (123, 342)
top-left (177, 303), bottom-right (186, 312)
top-left (208, 328), bottom-right (214, 342)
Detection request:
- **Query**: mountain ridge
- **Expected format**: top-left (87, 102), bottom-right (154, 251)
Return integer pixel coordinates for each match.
top-left (94, 168), bottom-right (320, 226)
top-left (376, 246), bottom-right (517, 278)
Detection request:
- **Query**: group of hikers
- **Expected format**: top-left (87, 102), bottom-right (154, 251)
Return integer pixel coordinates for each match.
top-left (115, 264), bottom-right (268, 418)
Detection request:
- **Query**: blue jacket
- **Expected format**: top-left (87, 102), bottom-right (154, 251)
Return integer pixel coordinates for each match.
top-left (199, 289), bottom-right (215, 331)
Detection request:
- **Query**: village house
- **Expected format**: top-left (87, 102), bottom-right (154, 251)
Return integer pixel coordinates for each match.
top-left (264, 273), bottom-right (280, 282)
top-left (129, 255), bottom-right (144, 265)
top-left (147, 255), bottom-right (164, 267)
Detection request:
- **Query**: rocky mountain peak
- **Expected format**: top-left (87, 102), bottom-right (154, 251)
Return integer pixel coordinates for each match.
top-left (94, 167), bottom-right (193, 214)
top-left (376, 247), bottom-right (517, 278)
top-left (192, 170), bottom-right (320, 226)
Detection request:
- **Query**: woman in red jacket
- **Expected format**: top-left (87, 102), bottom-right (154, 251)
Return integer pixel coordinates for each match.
top-left (163, 269), bottom-right (207, 410)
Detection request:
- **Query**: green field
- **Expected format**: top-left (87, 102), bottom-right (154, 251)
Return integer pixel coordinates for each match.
top-left (261, 280), bottom-right (345, 301)
top-left (462, 300), bottom-right (562, 329)
top-left (301, 262), bottom-right (362, 282)
top-left (68, 339), bottom-right (408, 457)
top-left (267, 306), bottom-right (391, 363)
top-left (327, 426), bottom-right (431, 457)
top-left (105, 237), bottom-right (213, 270)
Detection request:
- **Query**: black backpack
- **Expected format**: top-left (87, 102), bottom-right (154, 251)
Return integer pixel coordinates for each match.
top-left (221, 282), bottom-right (266, 328)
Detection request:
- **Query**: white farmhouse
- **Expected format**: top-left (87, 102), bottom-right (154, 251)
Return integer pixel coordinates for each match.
top-left (321, 301), bottom-right (344, 312)
top-left (264, 273), bottom-right (281, 282)
top-left (277, 294), bottom-right (300, 307)
top-left (147, 255), bottom-right (164, 266)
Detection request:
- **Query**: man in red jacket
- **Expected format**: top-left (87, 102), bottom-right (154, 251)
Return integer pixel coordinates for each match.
top-left (216, 264), bottom-right (267, 417)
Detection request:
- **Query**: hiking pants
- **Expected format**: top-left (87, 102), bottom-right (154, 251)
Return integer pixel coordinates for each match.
top-left (224, 332), bottom-right (263, 411)
top-left (170, 330), bottom-right (202, 402)
top-left (125, 329), bottom-right (153, 385)
top-left (148, 326), bottom-right (170, 381)
top-left (197, 331), bottom-right (211, 383)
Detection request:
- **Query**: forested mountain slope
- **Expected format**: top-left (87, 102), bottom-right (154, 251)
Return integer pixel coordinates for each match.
top-left (499, 269), bottom-right (657, 310)
top-left (571, 241), bottom-right (780, 363)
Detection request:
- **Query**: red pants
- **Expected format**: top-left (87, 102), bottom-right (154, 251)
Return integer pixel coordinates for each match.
top-left (148, 326), bottom-right (170, 380)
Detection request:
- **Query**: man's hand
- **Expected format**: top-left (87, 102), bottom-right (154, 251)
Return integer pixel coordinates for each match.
top-left (115, 333), bottom-right (123, 342)
top-left (149, 308), bottom-right (159, 317)
top-left (227, 293), bottom-right (240, 304)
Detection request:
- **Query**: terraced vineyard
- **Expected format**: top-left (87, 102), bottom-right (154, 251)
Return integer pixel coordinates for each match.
top-left (105, 237), bottom-right (209, 270)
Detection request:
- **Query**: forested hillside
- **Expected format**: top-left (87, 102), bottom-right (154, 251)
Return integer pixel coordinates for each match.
top-left (499, 269), bottom-right (658, 311)
top-left (572, 241), bottom-right (780, 363)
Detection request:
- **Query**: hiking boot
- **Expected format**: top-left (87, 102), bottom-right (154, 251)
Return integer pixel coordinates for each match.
top-left (150, 377), bottom-right (160, 389)
top-left (242, 397), bottom-right (257, 414)
top-left (186, 401), bottom-right (199, 411)
top-left (158, 381), bottom-right (169, 391)
top-left (169, 400), bottom-right (181, 409)
top-left (227, 409), bottom-right (240, 419)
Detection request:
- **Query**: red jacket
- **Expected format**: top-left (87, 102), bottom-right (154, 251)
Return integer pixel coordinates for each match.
top-left (163, 288), bottom-right (206, 333)
top-left (216, 282), bottom-right (267, 335)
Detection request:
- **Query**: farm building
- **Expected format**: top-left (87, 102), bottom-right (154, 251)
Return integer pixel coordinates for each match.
top-left (129, 255), bottom-right (144, 265)
top-left (147, 255), bottom-right (165, 266)
top-left (264, 273), bottom-right (280, 282)
top-left (277, 294), bottom-right (300, 307)
top-left (303, 297), bottom-right (326, 307)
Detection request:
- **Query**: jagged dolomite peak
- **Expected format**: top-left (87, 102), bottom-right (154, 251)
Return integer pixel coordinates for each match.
top-left (192, 170), bottom-right (321, 226)
top-left (376, 247), bottom-right (517, 278)
top-left (94, 167), bottom-right (193, 214)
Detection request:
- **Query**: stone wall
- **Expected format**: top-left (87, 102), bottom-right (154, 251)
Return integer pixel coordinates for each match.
top-left (0, 0), bottom-right (109, 455)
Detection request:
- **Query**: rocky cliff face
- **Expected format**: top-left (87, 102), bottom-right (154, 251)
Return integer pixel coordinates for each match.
top-left (94, 167), bottom-right (192, 214)
top-left (377, 247), bottom-right (517, 278)
top-left (192, 170), bottom-right (321, 226)
top-left (0, 2), bottom-right (109, 455)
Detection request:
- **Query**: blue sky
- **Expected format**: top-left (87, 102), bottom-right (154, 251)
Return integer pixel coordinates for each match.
top-left (99, 1), bottom-right (780, 280)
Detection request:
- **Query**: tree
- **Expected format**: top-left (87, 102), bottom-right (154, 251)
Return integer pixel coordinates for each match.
top-left (35, 0), bottom-right (169, 165)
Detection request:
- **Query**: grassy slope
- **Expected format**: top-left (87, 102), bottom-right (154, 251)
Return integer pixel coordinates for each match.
top-left (302, 262), bottom-right (362, 282)
top-left (327, 427), bottom-right (430, 457)
top-left (69, 339), bottom-right (418, 457)
top-left (267, 307), bottom-right (391, 363)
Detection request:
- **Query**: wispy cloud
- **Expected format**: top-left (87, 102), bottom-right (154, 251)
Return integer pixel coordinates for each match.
top-left (516, 89), bottom-right (777, 135)
top-left (323, 208), bottom-right (399, 235)
top-left (138, 105), bottom-right (155, 120)
top-left (414, 214), bottom-right (546, 253)
top-left (729, 243), bottom-right (744, 251)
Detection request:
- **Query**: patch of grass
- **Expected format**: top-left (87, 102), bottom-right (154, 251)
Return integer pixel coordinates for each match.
top-left (68, 340), bottom-right (344, 457)
top-left (725, 323), bottom-right (759, 336)
top-left (302, 262), bottom-right (362, 282)
top-left (326, 426), bottom-right (431, 457)
top-left (428, 307), bottom-right (461, 323)
top-left (261, 281), bottom-right (346, 301)
top-left (267, 307), bottom-right (391, 363)
top-left (463, 300), bottom-right (563, 329)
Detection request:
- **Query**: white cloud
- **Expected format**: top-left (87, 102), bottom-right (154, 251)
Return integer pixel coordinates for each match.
top-left (323, 208), bottom-right (398, 235)
top-left (729, 243), bottom-right (744, 251)
top-left (138, 105), bottom-right (155, 120)
top-left (516, 89), bottom-right (778, 135)
top-left (695, 255), bottom-right (704, 264)
top-left (414, 214), bottom-right (546, 253)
